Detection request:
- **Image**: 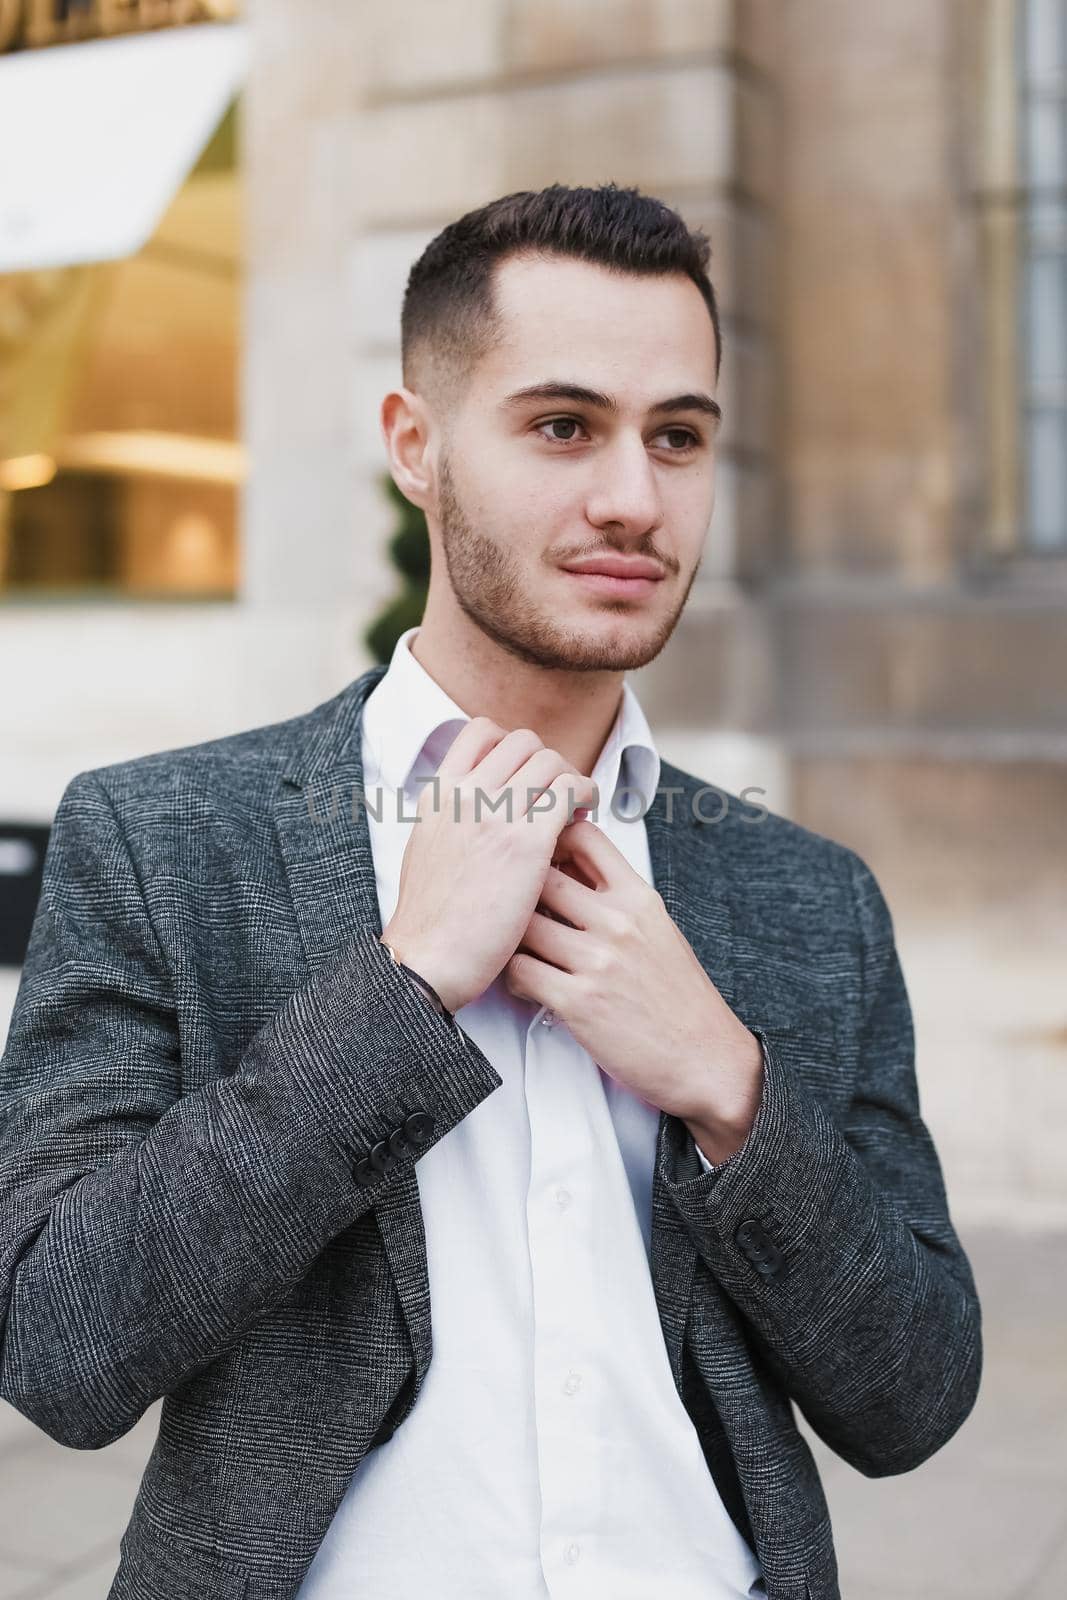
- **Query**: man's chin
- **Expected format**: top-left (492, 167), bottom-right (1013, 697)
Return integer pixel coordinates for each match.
top-left (534, 616), bottom-right (677, 673)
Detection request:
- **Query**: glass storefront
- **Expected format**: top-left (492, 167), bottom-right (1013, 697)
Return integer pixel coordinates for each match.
top-left (0, 14), bottom-right (244, 601)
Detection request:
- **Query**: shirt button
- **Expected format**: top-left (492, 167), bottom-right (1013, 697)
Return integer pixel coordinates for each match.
top-left (554, 1187), bottom-right (572, 1208)
top-left (540, 1009), bottom-right (556, 1028)
top-left (564, 1542), bottom-right (581, 1566)
top-left (562, 1369), bottom-right (582, 1395)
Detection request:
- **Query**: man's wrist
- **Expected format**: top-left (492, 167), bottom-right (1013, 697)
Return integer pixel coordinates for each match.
top-left (681, 1031), bottom-right (765, 1165)
top-left (687, 1116), bottom-right (751, 1167)
top-left (379, 936), bottom-right (456, 1022)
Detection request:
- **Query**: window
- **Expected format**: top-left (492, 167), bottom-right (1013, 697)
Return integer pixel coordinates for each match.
top-left (0, 26), bottom-right (244, 601)
top-left (1017, 0), bottom-right (1067, 551)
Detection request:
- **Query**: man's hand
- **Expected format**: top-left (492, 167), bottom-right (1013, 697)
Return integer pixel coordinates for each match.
top-left (380, 718), bottom-right (597, 1014)
top-left (503, 818), bottom-right (764, 1162)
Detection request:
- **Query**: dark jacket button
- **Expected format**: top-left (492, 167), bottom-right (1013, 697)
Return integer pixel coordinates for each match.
top-left (403, 1110), bottom-right (435, 1145)
top-left (369, 1140), bottom-right (396, 1174)
top-left (734, 1218), bottom-right (786, 1277)
top-left (755, 1241), bottom-right (787, 1278)
top-left (354, 1158), bottom-right (376, 1186)
top-left (387, 1127), bottom-right (411, 1158)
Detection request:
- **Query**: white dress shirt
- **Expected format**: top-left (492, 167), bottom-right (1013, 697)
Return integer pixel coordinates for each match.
top-left (295, 626), bottom-right (766, 1600)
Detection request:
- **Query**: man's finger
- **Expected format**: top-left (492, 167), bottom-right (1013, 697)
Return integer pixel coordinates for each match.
top-left (553, 817), bottom-right (627, 887)
top-left (435, 716), bottom-right (511, 780)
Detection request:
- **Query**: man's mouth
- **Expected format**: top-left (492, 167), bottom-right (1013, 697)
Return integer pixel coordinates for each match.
top-left (560, 555), bottom-right (665, 597)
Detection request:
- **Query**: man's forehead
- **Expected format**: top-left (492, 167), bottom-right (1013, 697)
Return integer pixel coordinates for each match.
top-left (482, 255), bottom-right (717, 395)
top-left (492, 251), bottom-right (709, 317)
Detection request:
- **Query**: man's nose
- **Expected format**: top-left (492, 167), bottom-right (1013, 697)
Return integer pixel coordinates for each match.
top-left (583, 435), bottom-right (665, 536)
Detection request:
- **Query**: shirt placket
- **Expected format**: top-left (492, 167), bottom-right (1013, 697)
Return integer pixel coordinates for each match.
top-left (524, 999), bottom-right (600, 1589)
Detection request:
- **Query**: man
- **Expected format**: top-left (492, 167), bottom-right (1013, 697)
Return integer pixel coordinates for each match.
top-left (0, 184), bottom-right (980, 1600)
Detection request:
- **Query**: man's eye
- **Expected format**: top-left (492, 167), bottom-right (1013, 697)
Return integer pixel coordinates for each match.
top-left (664, 428), bottom-right (700, 451)
top-left (537, 418), bottom-right (586, 444)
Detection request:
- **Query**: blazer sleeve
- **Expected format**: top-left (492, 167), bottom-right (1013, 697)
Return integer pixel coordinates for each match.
top-left (0, 770), bottom-right (502, 1451)
top-left (659, 844), bottom-right (982, 1478)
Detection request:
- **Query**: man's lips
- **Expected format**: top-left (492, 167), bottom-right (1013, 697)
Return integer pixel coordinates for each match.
top-left (561, 556), bottom-right (665, 580)
top-left (560, 555), bottom-right (666, 597)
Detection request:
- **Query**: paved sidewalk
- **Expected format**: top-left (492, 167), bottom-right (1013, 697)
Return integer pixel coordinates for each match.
top-left (1, 1226), bottom-right (1064, 1599)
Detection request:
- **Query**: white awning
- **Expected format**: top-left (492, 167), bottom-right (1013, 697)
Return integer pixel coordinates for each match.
top-left (0, 22), bottom-right (247, 274)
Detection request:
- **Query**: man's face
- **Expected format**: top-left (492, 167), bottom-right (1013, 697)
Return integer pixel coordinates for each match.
top-left (430, 252), bottom-right (721, 672)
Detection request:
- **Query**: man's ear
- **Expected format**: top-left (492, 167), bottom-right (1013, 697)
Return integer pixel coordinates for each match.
top-left (380, 387), bottom-right (434, 511)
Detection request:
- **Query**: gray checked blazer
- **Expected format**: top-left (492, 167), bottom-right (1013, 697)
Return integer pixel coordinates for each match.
top-left (0, 662), bottom-right (982, 1600)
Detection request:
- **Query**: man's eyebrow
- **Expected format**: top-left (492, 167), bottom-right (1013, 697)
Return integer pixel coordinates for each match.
top-left (500, 382), bottom-right (722, 425)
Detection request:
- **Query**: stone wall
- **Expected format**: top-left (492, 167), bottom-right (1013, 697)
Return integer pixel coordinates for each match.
top-left (774, 0), bottom-right (1067, 1225)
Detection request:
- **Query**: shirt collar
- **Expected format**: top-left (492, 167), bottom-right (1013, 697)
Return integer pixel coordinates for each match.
top-left (360, 626), bottom-right (660, 822)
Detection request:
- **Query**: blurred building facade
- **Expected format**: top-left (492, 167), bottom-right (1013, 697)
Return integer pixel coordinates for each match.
top-left (2, 0), bottom-right (1065, 1228)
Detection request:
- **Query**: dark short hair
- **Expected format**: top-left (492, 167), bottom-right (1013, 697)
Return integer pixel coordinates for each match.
top-left (401, 182), bottom-right (721, 413)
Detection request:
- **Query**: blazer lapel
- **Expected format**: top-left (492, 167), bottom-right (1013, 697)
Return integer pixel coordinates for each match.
top-left (644, 775), bottom-right (739, 1012)
top-left (643, 777), bottom-right (742, 1388)
top-left (272, 661), bottom-right (435, 1401)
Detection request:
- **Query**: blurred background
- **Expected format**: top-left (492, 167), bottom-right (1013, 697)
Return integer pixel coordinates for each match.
top-left (1, 2), bottom-right (1065, 1597)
